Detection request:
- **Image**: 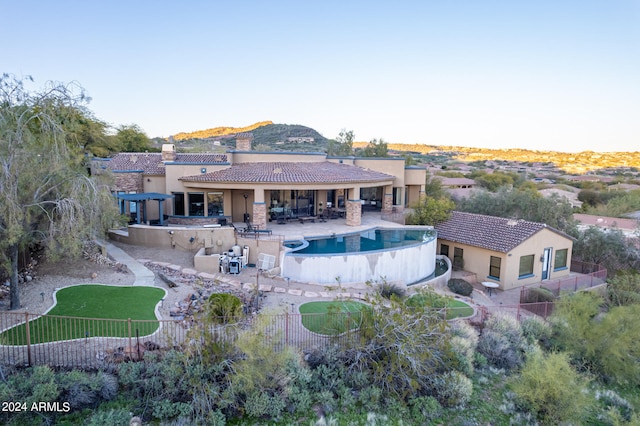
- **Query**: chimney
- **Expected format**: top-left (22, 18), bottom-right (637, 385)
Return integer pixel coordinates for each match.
top-left (235, 133), bottom-right (253, 151)
top-left (161, 143), bottom-right (177, 161)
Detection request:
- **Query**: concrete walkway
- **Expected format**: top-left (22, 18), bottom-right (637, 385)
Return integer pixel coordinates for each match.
top-left (103, 242), bottom-right (156, 286)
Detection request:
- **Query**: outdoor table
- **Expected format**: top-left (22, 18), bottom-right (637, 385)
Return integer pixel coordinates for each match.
top-left (481, 281), bottom-right (499, 296)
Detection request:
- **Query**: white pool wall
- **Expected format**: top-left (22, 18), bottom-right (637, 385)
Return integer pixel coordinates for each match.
top-left (281, 228), bottom-right (437, 288)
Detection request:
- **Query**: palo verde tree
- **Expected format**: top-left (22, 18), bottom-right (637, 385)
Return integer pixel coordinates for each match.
top-left (326, 128), bottom-right (354, 156)
top-left (0, 74), bottom-right (118, 309)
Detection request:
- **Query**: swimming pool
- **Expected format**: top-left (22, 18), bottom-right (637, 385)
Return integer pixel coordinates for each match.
top-left (281, 227), bottom-right (437, 288)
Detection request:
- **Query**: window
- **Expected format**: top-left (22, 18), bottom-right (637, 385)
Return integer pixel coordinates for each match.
top-left (173, 192), bottom-right (185, 216)
top-left (554, 249), bottom-right (568, 270)
top-left (393, 187), bottom-right (402, 205)
top-left (207, 192), bottom-right (224, 216)
top-left (489, 256), bottom-right (501, 279)
top-left (188, 192), bottom-right (205, 216)
top-left (440, 244), bottom-right (450, 257)
top-left (453, 247), bottom-right (464, 269)
top-left (519, 255), bottom-right (535, 278)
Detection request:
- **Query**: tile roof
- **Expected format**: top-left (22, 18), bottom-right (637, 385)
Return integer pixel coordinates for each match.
top-left (573, 213), bottom-right (638, 231)
top-left (434, 211), bottom-right (567, 253)
top-left (104, 153), bottom-right (228, 175)
top-left (180, 161), bottom-right (395, 184)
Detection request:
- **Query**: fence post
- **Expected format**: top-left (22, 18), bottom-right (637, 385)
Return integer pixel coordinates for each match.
top-left (128, 318), bottom-right (132, 355)
top-left (25, 312), bottom-right (32, 366)
top-left (284, 312), bottom-right (289, 346)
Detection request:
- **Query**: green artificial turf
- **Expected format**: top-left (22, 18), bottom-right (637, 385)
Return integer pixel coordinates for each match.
top-left (406, 292), bottom-right (474, 319)
top-left (299, 301), bottom-right (369, 335)
top-left (0, 285), bottom-right (165, 345)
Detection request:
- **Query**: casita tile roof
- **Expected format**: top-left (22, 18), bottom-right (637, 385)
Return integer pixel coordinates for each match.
top-left (180, 161), bottom-right (395, 184)
top-left (435, 211), bottom-right (568, 253)
top-left (105, 153), bottom-right (228, 175)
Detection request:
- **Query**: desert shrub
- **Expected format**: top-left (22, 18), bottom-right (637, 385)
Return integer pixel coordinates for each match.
top-left (595, 389), bottom-right (635, 423)
top-left (551, 292), bottom-right (640, 386)
top-left (377, 281), bottom-right (406, 300)
top-left (430, 371), bottom-right (473, 408)
top-left (206, 293), bottom-right (243, 324)
top-left (520, 315), bottom-right (552, 347)
top-left (408, 396), bottom-right (442, 423)
top-left (152, 400), bottom-right (192, 420)
top-left (522, 287), bottom-right (555, 303)
top-left (85, 409), bottom-right (134, 426)
top-left (449, 321), bottom-right (479, 375)
top-left (243, 392), bottom-right (287, 419)
top-left (357, 385), bottom-right (383, 411)
top-left (0, 365), bottom-right (60, 425)
top-left (230, 315), bottom-right (311, 420)
top-left (607, 271), bottom-right (640, 307)
top-left (344, 295), bottom-right (453, 400)
top-left (477, 313), bottom-right (526, 370)
top-left (57, 370), bottom-right (109, 409)
top-left (509, 351), bottom-right (590, 425)
top-left (447, 278), bottom-right (474, 296)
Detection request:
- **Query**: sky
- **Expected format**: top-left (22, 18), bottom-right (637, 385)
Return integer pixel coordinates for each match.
top-left (2, 1), bottom-right (639, 152)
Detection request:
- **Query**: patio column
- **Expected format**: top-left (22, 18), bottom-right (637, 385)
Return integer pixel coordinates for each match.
top-left (345, 186), bottom-right (362, 226)
top-left (252, 189), bottom-right (267, 230)
top-left (382, 184), bottom-right (393, 214)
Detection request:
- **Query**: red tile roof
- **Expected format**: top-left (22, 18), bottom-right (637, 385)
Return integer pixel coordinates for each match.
top-left (180, 161), bottom-right (395, 184)
top-left (435, 211), bottom-right (569, 253)
top-left (105, 153), bottom-right (228, 175)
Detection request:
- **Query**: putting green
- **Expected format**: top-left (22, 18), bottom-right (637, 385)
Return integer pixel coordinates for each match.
top-left (299, 301), bottom-right (369, 335)
top-left (406, 292), bottom-right (474, 319)
top-left (0, 285), bottom-right (165, 345)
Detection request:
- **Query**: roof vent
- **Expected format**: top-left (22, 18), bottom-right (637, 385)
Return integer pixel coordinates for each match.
top-left (506, 219), bottom-right (519, 226)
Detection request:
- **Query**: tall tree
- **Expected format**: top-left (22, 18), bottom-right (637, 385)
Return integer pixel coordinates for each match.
top-left (62, 108), bottom-right (112, 157)
top-left (326, 128), bottom-right (354, 156)
top-left (456, 187), bottom-right (576, 232)
top-left (0, 74), bottom-right (118, 309)
top-left (405, 196), bottom-right (455, 226)
top-left (359, 137), bottom-right (389, 157)
top-left (112, 124), bottom-right (152, 152)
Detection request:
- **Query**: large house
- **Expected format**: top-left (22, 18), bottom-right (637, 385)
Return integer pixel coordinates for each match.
top-left (97, 134), bottom-right (426, 231)
top-left (435, 211), bottom-right (574, 290)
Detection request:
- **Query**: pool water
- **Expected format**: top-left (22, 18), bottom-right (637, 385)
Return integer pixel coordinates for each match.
top-left (286, 228), bottom-right (435, 255)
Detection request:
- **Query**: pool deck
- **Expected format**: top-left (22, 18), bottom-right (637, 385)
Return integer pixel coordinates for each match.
top-left (237, 213), bottom-right (409, 242)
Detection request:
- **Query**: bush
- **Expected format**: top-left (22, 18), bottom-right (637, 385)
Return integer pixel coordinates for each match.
top-left (206, 293), bottom-right (243, 324)
top-left (447, 278), bottom-right (474, 296)
top-left (595, 389), bottom-right (635, 422)
top-left (449, 321), bottom-right (479, 375)
top-left (520, 316), bottom-right (552, 347)
top-left (509, 351), bottom-right (590, 425)
top-left (523, 287), bottom-right (555, 303)
top-left (477, 313), bottom-right (526, 370)
top-left (408, 396), bottom-right (442, 423)
top-left (431, 371), bottom-right (473, 408)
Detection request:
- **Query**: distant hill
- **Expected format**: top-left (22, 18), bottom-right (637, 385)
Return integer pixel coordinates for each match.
top-left (170, 122), bottom-right (329, 152)
top-left (167, 123), bottom-right (640, 173)
top-left (173, 121), bottom-right (273, 140)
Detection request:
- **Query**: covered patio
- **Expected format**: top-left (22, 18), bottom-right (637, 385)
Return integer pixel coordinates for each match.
top-left (116, 192), bottom-right (174, 226)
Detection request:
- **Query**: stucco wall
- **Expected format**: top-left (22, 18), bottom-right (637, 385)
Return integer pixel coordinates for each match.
top-left (109, 225), bottom-right (236, 251)
top-left (438, 228), bottom-right (573, 290)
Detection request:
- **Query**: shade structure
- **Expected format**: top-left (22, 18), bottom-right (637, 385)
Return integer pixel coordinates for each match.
top-left (116, 193), bottom-right (174, 225)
